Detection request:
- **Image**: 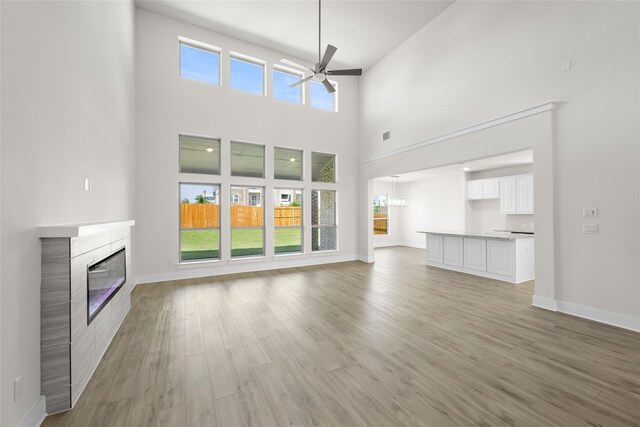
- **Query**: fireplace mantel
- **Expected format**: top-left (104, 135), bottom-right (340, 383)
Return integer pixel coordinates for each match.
top-left (38, 219), bottom-right (135, 238)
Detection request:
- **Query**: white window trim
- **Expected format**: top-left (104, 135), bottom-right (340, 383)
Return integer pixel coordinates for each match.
top-left (310, 79), bottom-right (338, 112)
top-left (178, 182), bottom-right (222, 263)
top-left (230, 140), bottom-right (266, 179)
top-left (311, 151), bottom-right (337, 184)
top-left (273, 64), bottom-right (306, 105)
top-left (178, 36), bottom-right (222, 86)
top-left (230, 51), bottom-right (267, 96)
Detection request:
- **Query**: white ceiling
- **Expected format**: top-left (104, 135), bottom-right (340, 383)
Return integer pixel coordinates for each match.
top-left (376, 150), bottom-right (534, 183)
top-left (135, 0), bottom-right (454, 69)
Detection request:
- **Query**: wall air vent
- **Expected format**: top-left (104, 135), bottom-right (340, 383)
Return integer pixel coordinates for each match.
top-left (382, 131), bottom-right (391, 141)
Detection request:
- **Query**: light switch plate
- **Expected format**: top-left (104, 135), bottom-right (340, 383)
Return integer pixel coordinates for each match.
top-left (583, 208), bottom-right (598, 218)
top-left (583, 224), bottom-right (598, 234)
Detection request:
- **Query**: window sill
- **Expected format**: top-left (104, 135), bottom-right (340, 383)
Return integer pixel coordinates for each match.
top-left (310, 249), bottom-right (340, 256)
top-left (273, 252), bottom-right (306, 258)
top-left (229, 255), bottom-right (268, 264)
top-left (175, 259), bottom-right (222, 269)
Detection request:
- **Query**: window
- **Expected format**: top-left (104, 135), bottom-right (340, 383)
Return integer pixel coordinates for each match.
top-left (179, 40), bottom-right (220, 85)
top-left (310, 80), bottom-right (337, 112)
top-left (274, 189), bottom-right (303, 254)
top-left (311, 152), bottom-right (335, 183)
top-left (373, 194), bottom-right (388, 235)
top-left (179, 135), bottom-right (220, 175)
top-left (230, 54), bottom-right (265, 95)
top-left (231, 194), bottom-right (240, 204)
top-left (274, 147), bottom-right (303, 180)
top-left (179, 183), bottom-right (220, 261)
top-left (311, 190), bottom-right (336, 251)
top-left (273, 67), bottom-right (303, 104)
top-left (231, 186), bottom-right (264, 257)
top-left (231, 141), bottom-right (265, 178)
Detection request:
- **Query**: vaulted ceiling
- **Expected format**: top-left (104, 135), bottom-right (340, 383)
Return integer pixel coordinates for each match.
top-left (136, 0), bottom-right (453, 69)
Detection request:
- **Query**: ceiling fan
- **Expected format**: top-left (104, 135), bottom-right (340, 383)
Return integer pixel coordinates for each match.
top-left (281, 0), bottom-right (363, 93)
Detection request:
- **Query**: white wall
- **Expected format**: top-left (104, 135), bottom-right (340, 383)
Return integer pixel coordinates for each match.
top-left (465, 164), bottom-right (534, 233)
top-left (359, 2), bottom-right (640, 324)
top-left (0, 2), bottom-right (135, 425)
top-left (396, 174), bottom-right (466, 249)
top-left (135, 10), bottom-right (359, 283)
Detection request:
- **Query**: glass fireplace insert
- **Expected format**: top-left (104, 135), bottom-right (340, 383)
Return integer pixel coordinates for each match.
top-left (87, 247), bottom-right (126, 324)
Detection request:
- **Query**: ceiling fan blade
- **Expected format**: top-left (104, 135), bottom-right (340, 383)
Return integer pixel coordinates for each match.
top-left (280, 58), bottom-right (313, 72)
top-left (327, 68), bottom-right (363, 76)
top-left (319, 44), bottom-right (337, 70)
top-left (322, 78), bottom-right (336, 94)
top-left (289, 75), bottom-right (313, 88)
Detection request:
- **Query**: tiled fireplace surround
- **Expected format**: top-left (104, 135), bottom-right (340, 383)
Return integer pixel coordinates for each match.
top-left (39, 221), bottom-right (134, 414)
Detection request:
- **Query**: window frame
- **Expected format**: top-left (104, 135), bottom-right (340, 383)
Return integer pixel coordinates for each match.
top-left (230, 140), bottom-right (266, 178)
top-left (311, 151), bottom-right (337, 184)
top-left (373, 194), bottom-right (389, 236)
top-left (274, 188), bottom-right (304, 255)
top-left (311, 189), bottom-right (338, 252)
top-left (178, 37), bottom-right (222, 86)
top-left (310, 79), bottom-right (338, 112)
top-left (178, 134), bottom-right (221, 176)
top-left (230, 185), bottom-right (265, 258)
top-left (272, 64), bottom-right (305, 105)
top-left (274, 146), bottom-right (304, 181)
top-left (178, 182), bottom-right (222, 263)
top-left (229, 51), bottom-right (267, 96)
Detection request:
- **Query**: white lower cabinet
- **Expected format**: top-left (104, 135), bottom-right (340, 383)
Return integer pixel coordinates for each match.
top-left (422, 233), bottom-right (534, 284)
top-left (443, 236), bottom-right (464, 267)
top-left (463, 238), bottom-right (487, 271)
top-left (487, 239), bottom-right (515, 276)
top-left (426, 235), bottom-right (443, 263)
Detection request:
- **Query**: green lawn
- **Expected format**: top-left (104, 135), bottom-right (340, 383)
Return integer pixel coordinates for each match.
top-left (181, 228), bottom-right (301, 260)
top-left (181, 229), bottom-right (219, 261)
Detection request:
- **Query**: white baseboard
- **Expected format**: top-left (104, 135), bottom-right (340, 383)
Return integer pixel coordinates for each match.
top-left (373, 240), bottom-right (402, 248)
top-left (531, 295), bottom-right (558, 311)
top-left (399, 241), bottom-right (426, 249)
top-left (19, 395), bottom-right (46, 427)
top-left (532, 296), bottom-right (640, 333)
top-left (358, 254), bottom-right (375, 263)
top-left (557, 301), bottom-right (640, 333)
top-left (136, 253), bottom-right (358, 284)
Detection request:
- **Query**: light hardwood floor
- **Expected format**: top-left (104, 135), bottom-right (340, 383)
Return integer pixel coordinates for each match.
top-left (43, 247), bottom-right (640, 426)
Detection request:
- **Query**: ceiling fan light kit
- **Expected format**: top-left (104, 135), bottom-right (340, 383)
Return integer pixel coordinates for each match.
top-left (282, 0), bottom-right (363, 93)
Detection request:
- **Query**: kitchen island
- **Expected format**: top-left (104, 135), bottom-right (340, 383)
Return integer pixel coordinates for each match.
top-left (417, 231), bottom-right (534, 284)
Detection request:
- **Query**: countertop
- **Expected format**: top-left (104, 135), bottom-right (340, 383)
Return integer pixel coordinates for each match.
top-left (417, 230), bottom-right (534, 240)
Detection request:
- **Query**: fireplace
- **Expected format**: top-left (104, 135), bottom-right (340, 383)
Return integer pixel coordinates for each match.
top-left (87, 247), bottom-right (126, 324)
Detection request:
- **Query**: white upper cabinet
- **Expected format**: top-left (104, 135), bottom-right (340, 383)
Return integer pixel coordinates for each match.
top-left (515, 175), bottom-right (534, 214)
top-left (500, 177), bottom-right (517, 214)
top-left (466, 178), bottom-right (499, 200)
top-left (482, 179), bottom-right (500, 199)
top-left (466, 180), bottom-right (484, 200)
top-left (499, 174), bottom-right (533, 215)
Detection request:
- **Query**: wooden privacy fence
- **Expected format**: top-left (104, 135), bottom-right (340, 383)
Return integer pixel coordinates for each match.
top-left (181, 204), bottom-right (301, 228)
top-left (274, 206), bottom-right (302, 226)
top-left (373, 213), bottom-right (388, 235)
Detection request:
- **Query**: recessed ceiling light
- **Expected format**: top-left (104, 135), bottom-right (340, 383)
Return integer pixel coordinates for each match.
top-left (463, 167), bottom-right (470, 171)
top-left (206, 147), bottom-right (214, 153)
top-left (289, 157), bottom-right (296, 162)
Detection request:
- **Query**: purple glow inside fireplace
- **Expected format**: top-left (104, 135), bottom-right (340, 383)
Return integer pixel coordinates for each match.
top-left (87, 247), bottom-right (126, 324)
